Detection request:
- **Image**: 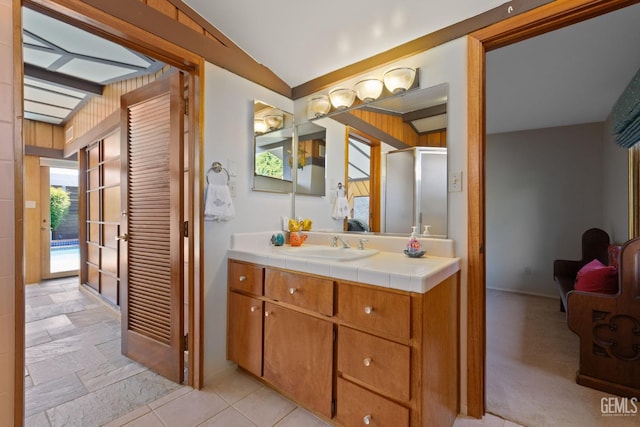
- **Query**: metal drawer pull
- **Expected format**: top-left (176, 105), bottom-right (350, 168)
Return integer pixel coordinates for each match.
top-left (363, 357), bottom-right (372, 367)
top-left (364, 306), bottom-right (374, 315)
top-left (288, 287), bottom-right (297, 295)
top-left (363, 414), bottom-right (372, 425)
top-left (264, 311), bottom-right (270, 317)
top-left (250, 306), bottom-right (259, 312)
top-left (239, 275), bottom-right (247, 282)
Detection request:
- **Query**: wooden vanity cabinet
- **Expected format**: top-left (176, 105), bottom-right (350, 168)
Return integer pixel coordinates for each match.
top-left (227, 259), bottom-right (459, 427)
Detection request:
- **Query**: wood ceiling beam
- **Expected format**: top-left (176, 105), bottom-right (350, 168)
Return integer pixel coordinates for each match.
top-left (24, 63), bottom-right (104, 95)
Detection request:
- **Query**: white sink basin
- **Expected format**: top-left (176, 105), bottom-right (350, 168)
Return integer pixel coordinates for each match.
top-left (279, 246), bottom-right (378, 261)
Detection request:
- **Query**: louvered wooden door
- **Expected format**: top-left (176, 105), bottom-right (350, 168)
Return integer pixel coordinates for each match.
top-left (120, 73), bottom-right (184, 382)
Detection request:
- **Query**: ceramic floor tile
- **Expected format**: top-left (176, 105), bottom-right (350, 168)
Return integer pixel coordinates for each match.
top-left (102, 405), bottom-right (152, 427)
top-left (95, 338), bottom-right (134, 368)
top-left (153, 388), bottom-right (229, 427)
top-left (147, 386), bottom-right (192, 409)
top-left (24, 411), bottom-right (51, 427)
top-left (45, 370), bottom-right (182, 427)
top-left (25, 329), bottom-right (52, 348)
top-left (120, 411), bottom-right (164, 427)
top-left (66, 306), bottom-right (118, 327)
top-left (25, 374), bottom-right (88, 417)
top-left (211, 369), bottom-right (263, 405)
top-left (233, 387), bottom-right (296, 427)
top-left (49, 320), bottom-right (119, 344)
top-left (28, 295), bottom-right (54, 307)
top-left (25, 314), bottom-right (72, 335)
top-left (27, 345), bottom-right (107, 385)
top-left (48, 289), bottom-right (93, 304)
top-left (274, 407), bottom-right (332, 426)
top-left (76, 360), bottom-right (147, 392)
top-left (26, 300), bottom-right (88, 323)
top-left (198, 407), bottom-right (257, 427)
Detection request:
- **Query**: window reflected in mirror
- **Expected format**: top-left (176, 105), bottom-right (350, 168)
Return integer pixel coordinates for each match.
top-left (253, 101), bottom-right (294, 193)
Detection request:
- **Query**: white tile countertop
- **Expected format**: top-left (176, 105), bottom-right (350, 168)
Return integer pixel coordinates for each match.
top-left (227, 232), bottom-right (460, 294)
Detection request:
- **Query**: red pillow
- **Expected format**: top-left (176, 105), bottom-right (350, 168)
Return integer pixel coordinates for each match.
top-left (574, 259), bottom-right (618, 294)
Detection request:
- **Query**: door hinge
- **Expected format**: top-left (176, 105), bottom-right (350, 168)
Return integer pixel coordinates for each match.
top-left (183, 333), bottom-right (188, 351)
top-left (183, 221), bottom-right (189, 237)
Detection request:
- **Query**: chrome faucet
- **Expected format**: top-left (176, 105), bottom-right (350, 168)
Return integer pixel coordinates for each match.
top-left (357, 238), bottom-right (368, 250)
top-left (330, 235), bottom-right (351, 248)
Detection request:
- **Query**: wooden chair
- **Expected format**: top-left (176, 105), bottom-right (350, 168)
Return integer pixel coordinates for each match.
top-left (566, 236), bottom-right (640, 397)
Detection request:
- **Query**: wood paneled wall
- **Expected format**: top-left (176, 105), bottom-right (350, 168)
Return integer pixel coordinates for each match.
top-left (24, 120), bottom-right (64, 149)
top-left (24, 155), bottom-right (42, 284)
top-left (350, 109), bottom-right (447, 148)
top-left (64, 66), bottom-right (170, 144)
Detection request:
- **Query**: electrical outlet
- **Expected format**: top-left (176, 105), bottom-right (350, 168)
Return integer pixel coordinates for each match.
top-left (228, 180), bottom-right (237, 197)
top-left (449, 171), bottom-right (462, 192)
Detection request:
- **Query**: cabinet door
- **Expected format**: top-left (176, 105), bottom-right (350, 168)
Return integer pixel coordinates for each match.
top-left (263, 302), bottom-right (333, 418)
top-left (227, 292), bottom-right (263, 377)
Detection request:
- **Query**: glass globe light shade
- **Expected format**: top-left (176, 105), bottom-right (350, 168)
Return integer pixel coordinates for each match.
top-left (307, 95), bottom-right (331, 117)
top-left (354, 79), bottom-right (384, 102)
top-left (254, 118), bottom-right (268, 134)
top-left (263, 114), bottom-right (283, 130)
top-left (383, 67), bottom-right (416, 94)
top-left (328, 88), bottom-right (356, 110)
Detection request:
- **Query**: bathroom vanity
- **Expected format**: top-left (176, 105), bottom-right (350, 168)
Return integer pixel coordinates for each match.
top-left (226, 233), bottom-right (460, 427)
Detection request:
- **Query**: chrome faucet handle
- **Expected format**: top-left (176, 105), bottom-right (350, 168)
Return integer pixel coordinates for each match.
top-left (358, 239), bottom-right (368, 250)
top-left (329, 236), bottom-right (338, 247)
top-left (338, 236), bottom-right (351, 248)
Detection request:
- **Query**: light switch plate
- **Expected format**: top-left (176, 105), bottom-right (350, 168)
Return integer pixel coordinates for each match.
top-left (449, 171), bottom-right (462, 192)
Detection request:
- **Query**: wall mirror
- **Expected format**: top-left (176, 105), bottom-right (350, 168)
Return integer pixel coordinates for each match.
top-left (253, 100), bottom-right (295, 193)
top-left (308, 83), bottom-right (449, 236)
top-left (253, 101), bottom-right (327, 196)
top-left (294, 121), bottom-right (326, 196)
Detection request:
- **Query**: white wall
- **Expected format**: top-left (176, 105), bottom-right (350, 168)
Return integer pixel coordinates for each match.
top-left (486, 123), bottom-right (617, 297)
top-left (202, 63), bottom-right (294, 381)
top-left (202, 38), bottom-right (471, 406)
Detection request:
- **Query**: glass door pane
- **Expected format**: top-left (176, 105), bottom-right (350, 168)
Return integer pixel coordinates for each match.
top-left (49, 166), bottom-right (79, 275)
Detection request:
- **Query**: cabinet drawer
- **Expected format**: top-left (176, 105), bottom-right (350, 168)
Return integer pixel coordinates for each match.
top-left (338, 326), bottom-right (410, 400)
top-left (337, 283), bottom-right (411, 340)
top-left (229, 261), bottom-right (263, 295)
top-left (265, 269), bottom-right (334, 316)
top-left (336, 378), bottom-right (409, 427)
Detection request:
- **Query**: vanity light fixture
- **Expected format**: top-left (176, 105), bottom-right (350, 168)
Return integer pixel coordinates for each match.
top-left (328, 88), bottom-right (356, 110)
top-left (307, 95), bottom-right (332, 117)
top-left (354, 78), bottom-right (384, 102)
top-left (254, 118), bottom-right (268, 135)
top-left (383, 67), bottom-right (417, 94)
top-left (263, 114), bottom-right (284, 131)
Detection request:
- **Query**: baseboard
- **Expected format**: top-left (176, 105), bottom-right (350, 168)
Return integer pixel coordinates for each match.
top-left (576, 373), bottom-right (640, 398)
top-left (486, 286), bottom-right (557, 299)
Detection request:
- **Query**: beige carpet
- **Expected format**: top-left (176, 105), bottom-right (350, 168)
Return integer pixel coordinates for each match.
top-left (486, 289), bottom-right (638, 427)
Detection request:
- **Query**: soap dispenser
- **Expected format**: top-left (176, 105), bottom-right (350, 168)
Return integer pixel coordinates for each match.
top-left (404, 226), bottom-right (425, 257)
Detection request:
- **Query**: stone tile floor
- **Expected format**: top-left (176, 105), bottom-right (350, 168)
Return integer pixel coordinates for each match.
top-left (25, 277), bottom-right (520, 426)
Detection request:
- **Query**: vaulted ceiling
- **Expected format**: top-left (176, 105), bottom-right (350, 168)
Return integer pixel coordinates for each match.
top-left (21, 1), bottom-right (640, 135)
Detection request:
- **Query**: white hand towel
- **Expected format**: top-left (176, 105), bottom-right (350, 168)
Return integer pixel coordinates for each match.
top-left (204, 184), bottom-right (235, 221)
top-left (332, 196), bottom-right (350, 219)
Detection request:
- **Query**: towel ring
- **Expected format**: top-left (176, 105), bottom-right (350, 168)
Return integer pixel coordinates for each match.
top-left (206, 161), bottom-right (230, 185)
